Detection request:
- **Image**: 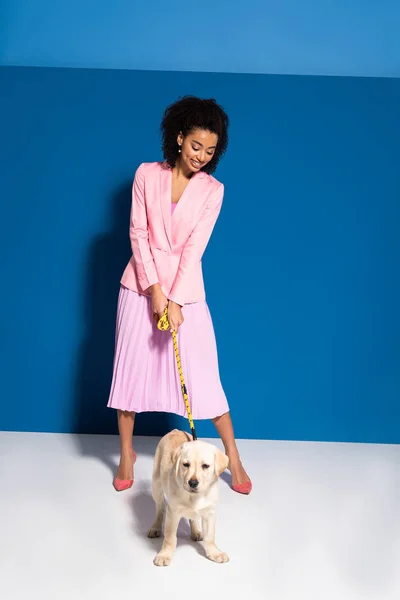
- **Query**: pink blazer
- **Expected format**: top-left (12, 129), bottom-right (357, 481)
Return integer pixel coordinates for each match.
top-left (120, 161), bottom-right (224, 306)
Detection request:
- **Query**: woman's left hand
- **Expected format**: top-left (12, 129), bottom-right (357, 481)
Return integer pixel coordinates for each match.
top-left (168, 300), bottom-right (184, 332)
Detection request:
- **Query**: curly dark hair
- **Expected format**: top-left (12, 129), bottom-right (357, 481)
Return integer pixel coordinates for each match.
top-left (160, 96), bottom-right (229, 174)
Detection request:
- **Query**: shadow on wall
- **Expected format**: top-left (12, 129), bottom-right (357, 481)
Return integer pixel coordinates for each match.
top-left (73, 179), bottom-right (174, 445)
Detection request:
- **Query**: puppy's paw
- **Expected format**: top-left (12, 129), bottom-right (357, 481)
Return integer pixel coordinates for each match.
top-left (147, 527), bottom-right (162, 538)
top-left (154, 553), bottom-right (172, 567)
top-left (207, 550), bottom-right (229, 564)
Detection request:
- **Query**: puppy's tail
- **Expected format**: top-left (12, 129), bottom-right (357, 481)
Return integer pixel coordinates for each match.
top-left (170, 428), bottom-right (192, 441)
top-left (152, 444), bottom-right (162, 480)
top-left (183, 431), bottom-right (193, 442)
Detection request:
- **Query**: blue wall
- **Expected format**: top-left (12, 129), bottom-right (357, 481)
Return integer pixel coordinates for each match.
top-left (1, 1), bottom-right (400, 77)
top-left (1, 66), bottom-right (399, 442)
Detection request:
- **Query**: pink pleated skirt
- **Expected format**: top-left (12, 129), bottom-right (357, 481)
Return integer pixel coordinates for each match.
top-left (107, 285), bottom-right (229, 419)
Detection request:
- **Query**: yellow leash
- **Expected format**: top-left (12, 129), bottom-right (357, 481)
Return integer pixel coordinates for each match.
top-left (155, 307), bottom-right (198, 441)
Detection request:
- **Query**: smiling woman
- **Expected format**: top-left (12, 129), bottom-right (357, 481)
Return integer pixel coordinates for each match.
top-left (106, 95), bottom-right (252, 496)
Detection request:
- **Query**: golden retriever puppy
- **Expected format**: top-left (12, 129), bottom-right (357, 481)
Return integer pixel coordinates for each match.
top-left (148, 429), bottom-right (229, 566)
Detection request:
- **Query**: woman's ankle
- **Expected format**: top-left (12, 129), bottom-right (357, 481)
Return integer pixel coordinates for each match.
top-left (224, 445), bottom-right (239, 461)
top-left (120, 445), bottom-right (134, 457)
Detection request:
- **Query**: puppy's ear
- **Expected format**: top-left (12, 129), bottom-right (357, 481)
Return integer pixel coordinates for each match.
top-left (172, 446), bottom-right (182, 477)
top-left (214, 448), bottom-right (229, 477)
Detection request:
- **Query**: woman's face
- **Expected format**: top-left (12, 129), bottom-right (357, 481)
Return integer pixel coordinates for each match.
top-left (177, 128), bottom-right (218, 174)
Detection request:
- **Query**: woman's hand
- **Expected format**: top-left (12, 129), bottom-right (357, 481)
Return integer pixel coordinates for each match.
top-left (149, 284), bottom-right (168, 319)
top-left (168, 300), bottom-right (184, 332)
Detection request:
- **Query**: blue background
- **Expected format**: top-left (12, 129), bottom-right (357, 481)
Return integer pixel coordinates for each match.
top-left (1, 66), bottom-right (399, 442)
top-left (1, 1), bottom-right (400, 441)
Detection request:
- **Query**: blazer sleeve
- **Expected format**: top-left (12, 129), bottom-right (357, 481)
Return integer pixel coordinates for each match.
top-left (168, 182), bottom-right (224, 306)
top-left (129, 164), bottom-right (159, 292)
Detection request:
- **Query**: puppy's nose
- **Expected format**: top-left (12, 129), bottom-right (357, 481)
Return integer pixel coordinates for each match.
top-left (188, 479), bottom-right (199, 489)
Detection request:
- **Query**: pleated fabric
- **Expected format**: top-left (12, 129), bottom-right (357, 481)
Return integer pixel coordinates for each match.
top-left (107, 285), bottom-right (229, 419)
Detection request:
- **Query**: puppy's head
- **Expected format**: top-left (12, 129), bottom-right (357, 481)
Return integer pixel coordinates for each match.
top-left (172, 440), bottom-right (229, 495)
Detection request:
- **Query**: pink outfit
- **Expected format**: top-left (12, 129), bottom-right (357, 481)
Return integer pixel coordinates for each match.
top-left (120, 161), bottom-right (224, 307)
top-left (107, 162), bottom-right (229, 420)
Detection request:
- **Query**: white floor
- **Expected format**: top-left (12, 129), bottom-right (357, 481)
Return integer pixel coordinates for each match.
top-left (0, 432), bottom-right (399, 600)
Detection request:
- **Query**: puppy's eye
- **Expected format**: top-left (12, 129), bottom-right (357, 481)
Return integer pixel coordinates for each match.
top-left (183, 462), bottom-right (190, 468)
top-left (202, 464), bottom-right (210, 470)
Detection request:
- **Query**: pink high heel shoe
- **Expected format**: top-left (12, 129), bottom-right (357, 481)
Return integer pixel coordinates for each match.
top-left (229, 460), bottom-right (252, 495)
top-left (113, 450), bottom-right (137, 492)
top-left (232, 480), bottom-right (252, 495)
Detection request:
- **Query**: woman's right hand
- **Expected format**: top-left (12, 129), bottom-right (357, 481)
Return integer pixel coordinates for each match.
top-left (149, 284), bottom-right (168, 319)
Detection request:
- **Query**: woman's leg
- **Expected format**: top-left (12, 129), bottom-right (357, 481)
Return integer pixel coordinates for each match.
top-left (115, 410), bottom-right (136, 480)
top-left (212, 412), bottom-right (251, 489)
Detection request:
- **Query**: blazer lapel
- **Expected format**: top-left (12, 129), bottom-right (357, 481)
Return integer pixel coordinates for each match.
top-left (159, 163), bottom-right (173, 249)
top-left (159, 163), bottom-right (207, 249)
top-left (171, 171), bottom-right (206, 225)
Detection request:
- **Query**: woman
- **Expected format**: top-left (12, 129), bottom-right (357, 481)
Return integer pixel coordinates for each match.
top-left (107, 96), bottom-right (251, 495)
